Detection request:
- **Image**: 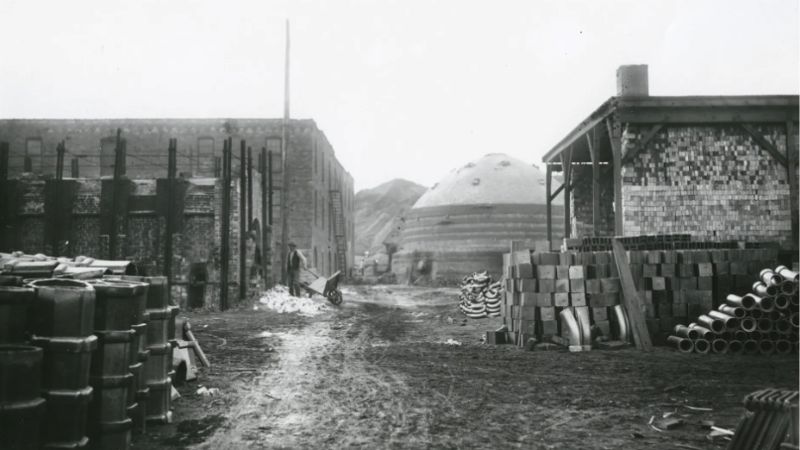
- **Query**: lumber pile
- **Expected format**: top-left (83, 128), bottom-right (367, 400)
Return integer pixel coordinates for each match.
top-left (667, 266), bottom-right (799, 354)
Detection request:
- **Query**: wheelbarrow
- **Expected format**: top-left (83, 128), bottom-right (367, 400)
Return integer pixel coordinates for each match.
top-left (300, 269), bottom-right (343, 305)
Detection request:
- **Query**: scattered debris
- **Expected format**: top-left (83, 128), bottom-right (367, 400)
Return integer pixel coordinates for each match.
top-left (257, 331), bottom-right (274, 338)
top-left (655, 417), bottom-right (684, 430)
top-left (683, 405), bottom-right (713, 412)
top-left (196, 386), bottom-right (221, 396)
top-left (258, 285), bottom-right (329, 316)
top-left (442, 339), bottom-right (461, 346)
top-left (709, 426), bottom-right (734, 436)
top-left (663, 384), bottom-right (685, 393)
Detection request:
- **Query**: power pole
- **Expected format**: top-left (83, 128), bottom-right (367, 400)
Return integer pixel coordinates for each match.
top-left (280, 19), bottom-right (291, 284)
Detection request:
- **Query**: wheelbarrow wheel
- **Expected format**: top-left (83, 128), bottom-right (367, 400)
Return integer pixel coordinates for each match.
top-left (326, 289), bottom-right (343, 306)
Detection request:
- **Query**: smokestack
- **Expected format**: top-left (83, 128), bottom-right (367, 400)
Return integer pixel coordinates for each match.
top-left (616, 65), bottom-right (649, 97)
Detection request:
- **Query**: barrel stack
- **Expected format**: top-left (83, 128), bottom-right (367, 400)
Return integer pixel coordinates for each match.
top-left (87, 279), bottom-right (148, 450)
top-left (141, 276), bottom-right (175, 424)
top-left (28, 279), bottom-right (97, 449)
top-left (0, 284), bottom-right (46, 450)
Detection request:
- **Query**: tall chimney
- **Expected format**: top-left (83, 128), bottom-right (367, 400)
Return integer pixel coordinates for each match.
top-left (616, 64), bottom-right (649, 97)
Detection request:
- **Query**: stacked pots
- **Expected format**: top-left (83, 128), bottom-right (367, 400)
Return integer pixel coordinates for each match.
top-left (28, 279), bottom-right (97, 449)
top-left (0, 345), bottom-right (46, 450)
top-left (140, 277), bottom-right (175, 424)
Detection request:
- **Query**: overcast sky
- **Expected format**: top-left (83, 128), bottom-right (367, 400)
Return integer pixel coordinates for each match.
top-left (1, 0), bottom-right (797, 191)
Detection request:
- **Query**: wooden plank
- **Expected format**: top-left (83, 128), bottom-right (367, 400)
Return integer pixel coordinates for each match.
top-left (587, 130), bottom-right (600, 235)
top-left (611, 238), bottom-right (652, 351)
top-left (546, 163), bottom-right (552, 242)
top-left (622, 124), bottom-right (664, 162)
top-left (787, 121), bottom-right (799, 244)
top-left (548, 181), bottom-right (565, 201)
top-left (616, 106), bottom-right (797, 124)
top-left (740, 123), bottom-right (788, 167)
top-left (561, 145), bottom-right (574, 239)
top-left (606, 118), bottom-right (624, 236)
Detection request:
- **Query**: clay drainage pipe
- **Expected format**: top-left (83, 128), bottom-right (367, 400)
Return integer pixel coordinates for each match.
top-left (674, 325), bottom-right (700, 340)
top-left (693, 339), bottom-right (710, 354)
top-left (727, 340), bottom-right (744, 354)
top-left (740, 317), bottom-right (758, 333)
top-left (781, 281), bottom-right (798, 296)
top-left (750, 309), bottom-right (764, 319)
top-left (718, 304), bottom-right (746, 319)
top-left (753, 281), bottom-right (778, 298)
top-left (688, 323), bottom-right (714, 340)
top-left (710, 339), bottom-right (728, 354)
top-left (775, 340), bottom-right (792, 354)
top-left (743, 340), bottom-right (759, 354)
top-left (758, 340), bottom-right (775, 355)
top-left (775, 319), bottom-right (792, 334)
top-left (667, 336), bottom-right (694, 353)
top-left (791, 312), bottom-right (799, 328)
top-left (734, 330), bottom-right (749, 341)
top-left (791, 295), bottom-right (800, 308)
top-left (697, 315), bottom-right (725, 334)
top-left (757, 318), bottom-right (773, 333)
top-left (774, 295), bottom-right (790, 310)
top-left (726, 294), bottom-right (756, 310)
top-left (760, 269), bottom-right (784, 287)
top-left (708, 311), bottom-right (739, 331)
top-left (755, 296), bottom-right (775, 312)
top-left (776, 265), bottom-right (800, 284)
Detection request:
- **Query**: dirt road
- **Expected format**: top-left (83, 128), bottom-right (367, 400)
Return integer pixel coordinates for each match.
top-left (134, 285), bottom-right (798, 449)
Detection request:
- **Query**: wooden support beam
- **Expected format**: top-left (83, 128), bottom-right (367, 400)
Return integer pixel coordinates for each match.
top-left (546, 163), bottom-right (552, 242)
top-left (787, 121), bottom-right (798, 244)
top-left (165, 138), bottom-right (177, 297)
top-left (220, 138), bottom-right (232, 311)
top-left (587, 130), bottom-right (600, 235)
top-left (740, 123), bottom-right (789, 167)
top-left (622, 124), bottom-right (664, 162)
top-left (70, 158), bottom-right (79, 178)
top-left (612, 238), bottom-right (652, 351)
top-left (548, 181), bottom-right (565, 202)
top-left (247, 146), bottom-right (253, 226)
top-left (108, 128), bottom-right (122, 260)
top-left (616, 107), bottom-right (798, 125)
top-left (239, 140), bottom-right (247, 301)
top-left (606, 118), bottom-right (624, 236)
top-left (0, 142), bottom-right (8, 181)
top-left (560, 145), bottom-right (574, 239)
top-left (260, 147), bottom-right (270, 287)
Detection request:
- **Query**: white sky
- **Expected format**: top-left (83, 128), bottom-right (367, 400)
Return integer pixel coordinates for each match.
top-left (1, 0), bottom-right (797, 191)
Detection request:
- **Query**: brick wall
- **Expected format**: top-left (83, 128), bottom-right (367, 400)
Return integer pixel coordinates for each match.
top-left (570, 165), bottom-right (615, 237)
top-left (620, 124), bottom-right (796, 246)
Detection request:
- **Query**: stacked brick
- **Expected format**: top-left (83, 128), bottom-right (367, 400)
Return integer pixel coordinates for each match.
top-left (625, 248), bottom-right (779, 344)
top-left (620, 124), bottom-right (793, 246)
top-left (500, 250), bottom-right (623, 344)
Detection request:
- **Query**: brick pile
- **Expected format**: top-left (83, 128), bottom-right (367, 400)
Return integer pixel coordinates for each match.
top-left (627, 248), bottom-right (780, 343)
top-left (500, 249), bottom-right (623, 344)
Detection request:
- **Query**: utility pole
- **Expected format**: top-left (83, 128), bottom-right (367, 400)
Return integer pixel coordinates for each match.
top-left (280, 19), bottom-right (291, 284)
top-left (220, 138), bottom-right (232, 311)
top-left (165, 138), bottom-right (177, 296)
top-left (239, 140), bottom-right (247, 301)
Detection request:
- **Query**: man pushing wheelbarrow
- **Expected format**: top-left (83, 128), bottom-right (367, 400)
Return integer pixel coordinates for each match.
top-left (286, 242), bottom-right (344, 305)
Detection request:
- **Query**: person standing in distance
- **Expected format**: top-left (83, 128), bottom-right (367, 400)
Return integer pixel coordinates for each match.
top-left (286, 242), bottom-right (307, 297)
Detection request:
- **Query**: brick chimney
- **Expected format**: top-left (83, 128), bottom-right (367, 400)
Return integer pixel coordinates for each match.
top-left (616, 65), bottom-right (649, 97)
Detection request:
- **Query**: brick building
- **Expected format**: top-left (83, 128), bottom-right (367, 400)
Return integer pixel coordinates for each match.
top-left (542, 65), bottom-right (799, 248)
top-left (0, 118), bottom-right (355, 308)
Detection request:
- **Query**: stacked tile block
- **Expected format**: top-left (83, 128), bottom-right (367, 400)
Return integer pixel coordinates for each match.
top-left (500, 250), bottom-right (622, 344)
top-left (624, 248), bottom-right (779, 344)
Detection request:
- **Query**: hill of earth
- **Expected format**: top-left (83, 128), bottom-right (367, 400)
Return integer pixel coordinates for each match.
top-left (354, 178), bottom-right (426, 259)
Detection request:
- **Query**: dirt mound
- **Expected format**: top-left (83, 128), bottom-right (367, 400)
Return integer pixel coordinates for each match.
top-left (355, 178), bottom-right (426, 256)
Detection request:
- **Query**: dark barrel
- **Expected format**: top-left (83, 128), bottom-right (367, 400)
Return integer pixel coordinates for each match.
top-left (28, 279), bottom-right (96, 338)
top-left (0, 345), bottom-right (46, 450)
top-left (0, 287), bottom-right (35, 344)
top-left (90, 279), bottom-right (148, 331)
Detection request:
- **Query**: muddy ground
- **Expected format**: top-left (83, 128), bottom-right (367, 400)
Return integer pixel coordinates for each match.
top-left (133, 285), bottom-right (798, 450)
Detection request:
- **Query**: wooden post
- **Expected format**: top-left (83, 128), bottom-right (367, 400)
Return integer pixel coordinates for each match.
top-left (247, 146), bottom-right (253, 226)
top-left (560, 145), bottom-right (574, 239)
top-left (239, 140), bottom-right (247, 301)
top-left (606, 118), bottom-right (624, 236)
top-left (260, 147), bottom-right (269, 287)
top-left (267, 148), bottom-right (274, 287)
top-left (220, 138), bottom-right (232, 311)
top-left (56, 141), bottom-right (65, 181)
top-left (70, 158), bottom-right (79, 178)
top-left (0, 142), bottom-right (8, 181)
top-left (546, 163), bottom-right (552, 242)
top-left (109, 128), bottom-right (122, 259)
top-left (786, 120), bottom-right (798, 245)
top-left (587, 131), bottom-right (600, 236)
top-left (165, 138), bottom-right (177, 296)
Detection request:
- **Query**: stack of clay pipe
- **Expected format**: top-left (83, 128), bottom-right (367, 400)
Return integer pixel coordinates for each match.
top-left (668, 265), bottom-right (799, 355)
top-left (458, 271), bottom-right (502, 319)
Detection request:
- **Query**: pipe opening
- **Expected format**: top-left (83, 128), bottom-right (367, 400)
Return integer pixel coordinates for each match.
top-left (790, 313), bottom-right (799, 328)
top-left (776, 319), bottom-right (791, 334)
top-left (734, 330), bottom-right (748, 341)
top-left (743, 340), bottom-right (759, 354)
top-left (781, 282), bottom-right (797, 295)
top-left (758, 340), bottom-right (774, 355)
top-left (694, 339), bottom-right (710, 354)
top-left (728, 340), bottom-right (743, 354)
top-left (740, 295), bottom-right (756, 310)
top-left (711, 339), bottom-right (728, 354)
top-left (757, 318), bottom-right (773, 332)
top-left (750, 309), bottom-right (764, 319)
top-left (740, 318), bottom-right (757, 333)
top-left (774, 295), bottom-right (790, 310)
top-left (775, 340), bottom-right (792, 354)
